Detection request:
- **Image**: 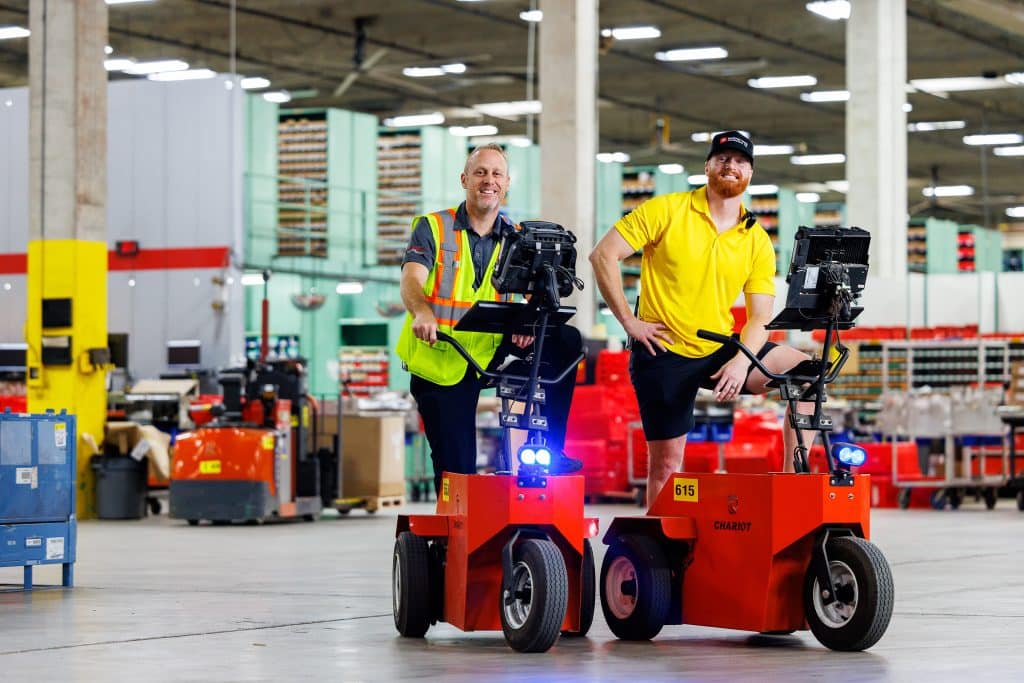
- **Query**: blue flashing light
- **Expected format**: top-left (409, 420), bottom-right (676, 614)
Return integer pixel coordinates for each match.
top-left (519, 448), bottom-right (536, 465)
top-left (535, 448), bottom-right (551, 467)
top-left (833, 443), bottom-right (867, 467)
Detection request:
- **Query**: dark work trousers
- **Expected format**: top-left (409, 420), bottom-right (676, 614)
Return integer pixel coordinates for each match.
top-left (410, 325), bottom-right (582, 495)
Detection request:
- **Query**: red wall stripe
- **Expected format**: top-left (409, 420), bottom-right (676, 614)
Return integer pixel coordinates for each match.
top-left (0, 246), bottom-right (230, 274)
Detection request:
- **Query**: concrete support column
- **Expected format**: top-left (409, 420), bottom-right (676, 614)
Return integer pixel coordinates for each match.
top-left (845, 0), bottom-right (907, 277)
top-left (539, 0), bottom-right (598, 334)
top-left (27, 0), bottom-right (108, 517)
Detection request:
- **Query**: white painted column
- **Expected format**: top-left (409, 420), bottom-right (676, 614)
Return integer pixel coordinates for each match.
top-left (539, 0), bottom-right (598, 334)
top-left (846, 0), bottom-right (907, 277)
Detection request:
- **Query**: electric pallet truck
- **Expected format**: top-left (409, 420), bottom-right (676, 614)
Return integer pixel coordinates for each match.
top-left (391, 221), bottom-right (597, 653)
top-left (599, 226), bottom-right (895, 651)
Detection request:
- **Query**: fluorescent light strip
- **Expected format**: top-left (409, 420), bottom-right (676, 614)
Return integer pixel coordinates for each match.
top-left (336, 282), bottom-right (364, 295)
top-left (122, 59), bottom-right (189, 75)
top-left (1006, 207), bottom-right (1024, 218)
top-left (800, 89), bottom-right (849, 102)
top-left (596, 152), bottom-right (630, 163)
top-left (748, 184), bottom-right (779, 195)
top-left (601, 26), bottom-right (661, 40)
top-left (908, 120), bottom-right (966, 132)
top-left (473, 100), bottom-right (541, 117)
top-left (806, 1), bottom-right (850, 20)
top-left (240, 77), bottom-right (270, 90)
top-left (104, 58), bottom-right (135, 71)
top-left (748, 75), bottom-right (817, 89)
top-left (383, 112), bottom-right (445, 127)
top-left (241, 273), bottom-right (264, 286)
top-left (148, 69), bottom-right (217, 82)
top-left (796, 192), bottom-right (821, 203)
top-left (910, 76), bottom-right (1015, 94)
top-left (923, 185), bottom-right (974, 198)
top-left (262, 91), bottom-right (291, 104)
top-left (0, 26), bottom-right (29, 40)
top-left (520, 10), bottom-right (542, 22)
top-left (658, 163), bottom-right (684, 175)
top-left (753, 144), bottom-right (794, 155)
top-left (655, 46), bottom-right (728, 62)
top-left (449, 125), bottom-right (498, 137)
top-left (688, 174), bottom-right (708, 185)
top-left (826, 180), bottom-right (849, 193)
top-left (963, 133), bottom-right (1023, 146)
top-left (692, 130), bottom-right (750, 142)
top-left (403, 63), bottom-right (466, 78)
top-left (791, 153), bottom-right (846, 165)
top-left (994, 146), bottom-right (1024, 157)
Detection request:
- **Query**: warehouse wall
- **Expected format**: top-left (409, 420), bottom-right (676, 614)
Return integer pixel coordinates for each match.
top-left (0, 78), bottom-right (246, 380)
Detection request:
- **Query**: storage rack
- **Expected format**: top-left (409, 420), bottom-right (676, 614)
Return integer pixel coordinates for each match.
top-left (620, 169), bottom-right (655, 216)
top-left (277, 115), bottom-right (329, 257)
top-left (748, 194), bottom-right (780, 249)
top-left (376, 131), bottom-right (422, 265)
top-left (339, 347), bottom-right (390, 398)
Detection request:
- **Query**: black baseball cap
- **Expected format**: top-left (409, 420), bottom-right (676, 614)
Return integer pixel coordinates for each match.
top-left (706, 130), bottom-right (754, 165)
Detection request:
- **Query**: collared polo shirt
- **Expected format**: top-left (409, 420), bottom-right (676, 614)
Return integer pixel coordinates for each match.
top-left (613, 186), bottom-right (776, 358)
top-left (402, 202), bottom-right (515, 290)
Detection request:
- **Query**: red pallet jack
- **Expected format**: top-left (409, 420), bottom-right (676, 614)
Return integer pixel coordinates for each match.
top-left (392, 221), bottom-right (597, 652)
top-left (599, 227), bottom-right (895, 652)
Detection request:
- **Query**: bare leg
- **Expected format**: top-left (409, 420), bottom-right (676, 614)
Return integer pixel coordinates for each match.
top-left (745, 345), bottom-right (817, 473)
top-left (647, 435), bottom-right (687, 507)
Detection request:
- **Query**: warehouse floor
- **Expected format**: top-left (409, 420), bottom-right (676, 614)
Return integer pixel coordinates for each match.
top-left (2, 498), bottom-right (1023, 682)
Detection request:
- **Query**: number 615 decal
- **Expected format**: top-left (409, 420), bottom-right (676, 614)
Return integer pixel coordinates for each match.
top-left (672, 477), bottom-right (698, 502)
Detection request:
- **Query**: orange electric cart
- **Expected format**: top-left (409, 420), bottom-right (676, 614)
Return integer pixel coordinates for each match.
top-left (600, 227), bottom-right (894, 651)
top-left (392, 221), bottom-right (597, 653)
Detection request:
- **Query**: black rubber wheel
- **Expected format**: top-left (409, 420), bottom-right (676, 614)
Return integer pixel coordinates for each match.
top-left (983, 488), bottom-right (997, 510)
top-left (600, 534), bottom-right (671, 641)
top-left (562, 539), bottom-right (596, 637)
top-left (187, 519), bottom-right (199, 527)
top-left (303, 513), bottom-right (317, 522)
top-left (948, 489), bottom-right (962, 510)
top-left (500, 538), bottom-right (569, 653)
top-left (393, 532), bottom-right (432, 637)
top-left (897, 488), bottom-right (911, 510)
top-left (929, 490), bottom-right (948, 510)
top-left (148, 498), bottom-right (162, 515)
top-left (804, 536), bottom-right (894, 652)
top-left (1017, 490), bottom-right (1024, 512)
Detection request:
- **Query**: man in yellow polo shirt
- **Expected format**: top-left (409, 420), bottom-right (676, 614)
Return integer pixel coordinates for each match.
top-left (590, 130), bottom-right (810, 504)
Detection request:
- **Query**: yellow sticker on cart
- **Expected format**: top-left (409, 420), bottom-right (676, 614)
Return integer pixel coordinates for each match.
top-left (199, 460), bottom-right (221, 475)
top-left (261, 434), bottom-right (275, 450)
top-left (441, 478), bottom-right (450, 502)
top-left (672, 477), bottom-right (698, 502)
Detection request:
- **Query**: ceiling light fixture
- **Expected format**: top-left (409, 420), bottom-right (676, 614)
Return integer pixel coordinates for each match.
top-left (1006, 206), bottom-right (1024, 218)
top-left (148, 69), bottom-right (217, 82)
top-left (790, 153), bottom-right (846, 165)
top-left (122, 59), bottom-right (189, 75)
top-left (105, 45), bottom-right (114, 55)
top-left (104, 58), bottom-right (135, 71)
top-left (994, 146), bottom-right (1024, 157)
top-left (806, 1), bottom-right (850, 20)
top-left (472, 100), bottom-right (542, 117)
top-left (241, 273), bottom-right (264, 286)
top-left (403, 63), bottom-right (466, 78)
top-left (448, 125), bottom-right (499, 137)
top-left (240, 77), bottom-right (271, 90)
top-left (596, 152), bottom-right (631, 163)
top-left (262, 91), bottom-right (291, 104)
top-left (383, 112), bottom-right (445, 127)
top-left (520, 10), bottom-right (542, 22)
top-left (748, 184), bottom-right (779, 195)
top-left (963, 133), bottom-right (1023, 146)
top-left (910, 76), bottom-right (1016, 95)
top-left (0, 26), bottom-right (30, 40)
top-left (796, 192), bottom-right (821, 203)
top-left (658, 163), bottom-right (684, 174)
top-left (923, 185), bottom-right (974, 198)
top-left (601, 26), bottom-right (661, 40)
top-left (800, 89), bottom-right (849, 102)
top-left (655, 46), bottom-right (728, 62)
top-left (692, 130), bottom-right (750, 142)
top-left (753, 144), bottom-right (795, 155)
top-left (748, 75), bottom-right (817, 89)
top-left (908, 120), bottom-right (966, 132)
top-left (825, 180), bottom-right (849, 193)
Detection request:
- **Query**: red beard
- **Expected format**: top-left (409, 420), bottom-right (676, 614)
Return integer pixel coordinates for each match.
top-left (707, 173), bottom-right (749, 199)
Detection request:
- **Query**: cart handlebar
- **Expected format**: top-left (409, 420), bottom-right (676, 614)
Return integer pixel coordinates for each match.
top-left (435, 331), bottom-right (583, 386)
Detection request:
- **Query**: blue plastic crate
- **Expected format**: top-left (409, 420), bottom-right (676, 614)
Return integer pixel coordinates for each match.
top-left (0, 409), bottom-right (77, 589)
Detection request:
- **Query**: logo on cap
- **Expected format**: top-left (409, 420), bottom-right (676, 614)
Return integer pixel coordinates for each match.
top-left (719, 136), bottom-right (728, 143)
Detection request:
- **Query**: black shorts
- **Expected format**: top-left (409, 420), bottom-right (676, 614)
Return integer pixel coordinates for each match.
top-left (629, 336), bottom-right (777, 441)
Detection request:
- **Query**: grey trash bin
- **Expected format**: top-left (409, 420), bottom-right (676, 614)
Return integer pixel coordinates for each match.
top-left (91, 454), bottom-right (148, 519)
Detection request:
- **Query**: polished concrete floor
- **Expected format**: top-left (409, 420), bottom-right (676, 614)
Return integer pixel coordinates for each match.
top-left (2, 496), bottom-right (1023, 682)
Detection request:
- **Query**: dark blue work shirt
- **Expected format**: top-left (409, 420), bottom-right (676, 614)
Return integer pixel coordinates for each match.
top-left (402, 203), bottom-right (516, 290)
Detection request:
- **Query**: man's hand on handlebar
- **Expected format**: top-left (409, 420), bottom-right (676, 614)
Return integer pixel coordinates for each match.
top-left (710, 356), bottom-right (749, 401)
top-left (624, 317), bottom-right (674, 355)
top-left (412, 311), bottom-right (439, 344)
top-left (511, 334), bottom-right (534, 349)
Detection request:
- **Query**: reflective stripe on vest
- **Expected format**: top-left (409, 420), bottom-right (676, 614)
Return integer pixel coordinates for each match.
top-left (424, 209), bottom-right (504, 326)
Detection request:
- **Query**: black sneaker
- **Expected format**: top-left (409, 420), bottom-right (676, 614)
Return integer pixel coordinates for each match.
top-left (549, 452), bottom-right (583, 475)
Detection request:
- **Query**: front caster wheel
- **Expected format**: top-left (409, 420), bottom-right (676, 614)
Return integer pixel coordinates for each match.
top-left (561, 539), bottom-right (596, 638)
top-left (804, 536), bottom-right (894, 651)
top-left (393, 532), bottom-right (432, 637)
top-left (600, 534), bottom-right (671, 641)
top-left (983, 487), bottom-right (997, 510)
top-left (500, 538), bottom-right (568, 653)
